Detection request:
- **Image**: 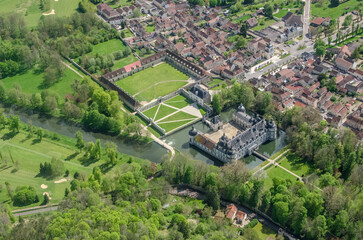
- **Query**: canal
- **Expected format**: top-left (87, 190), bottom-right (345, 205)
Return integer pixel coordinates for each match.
top-left (2, 106), bottom-right (168, 163)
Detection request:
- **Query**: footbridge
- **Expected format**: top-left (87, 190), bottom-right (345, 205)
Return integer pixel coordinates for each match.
top-left (252, 151), bottom-right (270, 161)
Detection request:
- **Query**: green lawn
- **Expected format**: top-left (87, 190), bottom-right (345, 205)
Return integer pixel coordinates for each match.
top-left (279, 153), bottom-right (313, 177)
top-left (143, 105), bottom-right (159, 119)
top-left (158, 119), bottom-right (194, 133)
top-left (273, 9), bottom-right (288, 18)
top-left (164, 95), bottom-right (192, 109)
top-left (88, 39), bottom-right (126, 56)
top-left (0, 66), bottom-right (82, 104)
top-left (231, 14), bottom-right (251, 24)
top-left (154, 104), bottom-right (177, 121)
top-left (157, 111), bottom-right (197, 123)
top-left (76, 39), bottom-right (137, 74)
top-left (206, 79), bottom-right (223, 88)
top-left (253, 18), bottom-right (277, 31)
top-left (120, 28), bottom-right (134, 38)
top-left (264, 165), bottom-right (300, 189)
top-left (145, 24), bottom-right (155, 33)
top-left (0, 0), bottom-right (81, 28)
top-left (286, 40), bottom-right (295, 46)
top-left (115, 63), bottom-right (189, 102)
top-left (252, 222), bottom-right (277, 240)
top-left (104, 0), bottom-right (131, 8)
top-left (311, 0), bottom-right (360, 19)
top-left (0, 128), bottom-right (93, 208)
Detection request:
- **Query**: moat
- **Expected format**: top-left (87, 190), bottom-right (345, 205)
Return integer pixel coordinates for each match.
top-left (163, 108), bottom-right (287, 169)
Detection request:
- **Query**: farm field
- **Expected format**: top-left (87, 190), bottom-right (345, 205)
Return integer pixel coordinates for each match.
top-left (0, 0), bottom-right (81, 28)
top-left (115, 63), bottom-right (189, 102)
top-left (0, 66), bottom-right (82, 105)
top-left (311, 0), bottom-right (360, 19)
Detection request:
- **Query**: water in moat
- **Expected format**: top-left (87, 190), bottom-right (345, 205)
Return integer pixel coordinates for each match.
top-left (1, 106), bottom-right (168, 163)
top-left (163, 108), bottom-right (287, 169)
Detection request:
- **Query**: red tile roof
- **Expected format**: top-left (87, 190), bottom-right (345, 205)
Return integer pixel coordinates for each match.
top-left (226, 204), bottom-right (237, 219)
top-left (123, 61), bottom-right (142, 72)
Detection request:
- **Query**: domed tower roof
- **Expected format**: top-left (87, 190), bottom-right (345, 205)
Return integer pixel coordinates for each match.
top-left (189, 126), bottom-right (198, 136)
top-left (237, 104), bottom-right (246, 113)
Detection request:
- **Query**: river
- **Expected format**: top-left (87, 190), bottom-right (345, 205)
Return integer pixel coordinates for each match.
top-left (163, 109), bottom-right (287, 169)
top-left (2, 106), bottom-right (168, 163)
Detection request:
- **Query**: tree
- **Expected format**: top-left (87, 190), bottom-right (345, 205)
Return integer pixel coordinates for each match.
top-left (5, 182), bottom-right (13, 201)
top-left (244, 0), bottom-right (254, 4)
top-left (315, 45), bottom-right (326, 59)
top-left (330, 0), bottom-right (339, 6)
top-left (133, 8), bottom-right (141, 17)
top-left (43, 67), bottom-right (58, 87)
top-left (343, 15), bottom-right (352, 28)
top-left (0, 111), bottom-right (7, 129)
top-left (272, 201), bottom-right (289, 226)
top-left (328, 36), bottom-right (332, 46)
top-left (8, 115), bottom-right (20, 133)
top-left (351, 47), bottom-right (360, 60)
top-left (212, 94), bottom-right (222, 114)
top-left (75, 131), bottom-right (85, 152)
top-left (205, 185), bottom-right (220, 210)
top-left (304, 191), bottom-right (324, 218)
top-left (240, 24), bottom-right (247, 37)
top-left (13, 186), bottom-right (39, 206)
top-left (264, 4), bottom-right (273, 19)
top-left (36, 129), bottom-right (43, 141)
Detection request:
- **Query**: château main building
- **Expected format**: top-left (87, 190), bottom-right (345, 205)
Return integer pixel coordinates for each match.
top-left (189, 104), bottom-right (277, 163)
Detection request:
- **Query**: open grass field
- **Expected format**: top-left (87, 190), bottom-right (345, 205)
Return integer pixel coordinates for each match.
top-left (0, 128), bottom-right (93, 208)
top-left (274, 9), bottom-right (288, 18)
top-left (115, 63), bottom-right (189, 102)
top-left (264, 165), bottom-right (300, 189)
top-left (252, 222), bottom-right (277, 240)
top-left (311, 0), bottom-right (360, 19)
top-left (253, 18), bottom-right (277, 31)
top-left (278, 153), bottom-right (313, 177)
top-left (0, 0), bottom-right (81, 28)
top-left (0, 66), bottom-right (82, 104)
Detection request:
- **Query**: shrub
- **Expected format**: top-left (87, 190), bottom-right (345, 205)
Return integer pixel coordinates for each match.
top-left (13, 186), bottom-right (39, 206)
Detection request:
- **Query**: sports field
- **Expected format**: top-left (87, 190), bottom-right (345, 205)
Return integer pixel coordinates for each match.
top-left (115, 63), bottom-right (189, 102)
top-left (142, 95), bottom-right (204, 134)
top-left (0, 65), bottom-right (83, 104)
top-left (0, 0), bottom-right (81, 28)
top-left (0, 127), bottom-right (93, 208)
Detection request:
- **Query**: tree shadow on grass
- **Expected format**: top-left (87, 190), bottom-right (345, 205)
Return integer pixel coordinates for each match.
top-left (20, 135), bottom-right (32, 143)
top-left (0, 165), bottom-right (12, 171)
top-left (1, 131), bottom-right (18, 141)
top-left (65, 152), bottom-right (79, 161)
top-left (31, 139), bottom-right (41, 145)
top-left (79, 155), bottom-right (99, 166)
top-left (99, 162), bottom-right (114, 174)
top-left (285, 154), bottom-right (314, 175)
